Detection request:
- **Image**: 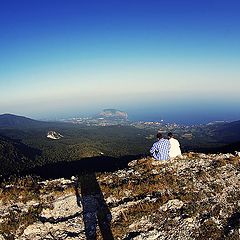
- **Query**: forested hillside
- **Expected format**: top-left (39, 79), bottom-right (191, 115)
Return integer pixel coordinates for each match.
top-left (0, 136), bottom-right (41, 176)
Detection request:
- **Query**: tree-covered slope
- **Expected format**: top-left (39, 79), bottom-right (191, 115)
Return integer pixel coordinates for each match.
top-left (0, 135), bottom-right (41, 176)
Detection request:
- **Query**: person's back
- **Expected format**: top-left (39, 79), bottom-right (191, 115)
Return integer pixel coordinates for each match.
top-left (168, 132), bottom-right (182, 159)
top-left (150, 133), bottom-right (170, 160)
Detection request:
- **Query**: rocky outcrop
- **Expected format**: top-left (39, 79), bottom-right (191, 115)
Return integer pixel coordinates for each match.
top-left (0, 153), bottom-right (239, 239)
top-left (98, 109), bottom-right (128, 120)
top-left (47, 131), bottom-right (63, 140)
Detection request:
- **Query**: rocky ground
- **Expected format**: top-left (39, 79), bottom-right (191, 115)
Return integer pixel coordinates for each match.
top-left (0, 153), bottom-right (239, 240)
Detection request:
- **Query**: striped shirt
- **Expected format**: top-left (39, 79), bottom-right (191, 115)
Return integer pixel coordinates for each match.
top-left (150, 138), bottom-right (170, 160)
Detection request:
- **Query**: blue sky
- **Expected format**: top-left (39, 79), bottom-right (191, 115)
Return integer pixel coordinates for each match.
top-left (0, 0), bottom-right (240, 123)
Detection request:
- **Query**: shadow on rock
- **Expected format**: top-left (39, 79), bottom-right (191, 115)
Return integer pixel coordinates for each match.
top-left (75, 172), bottom-right (114, 240)
top-left (223, 211), bottom-right (240, 237)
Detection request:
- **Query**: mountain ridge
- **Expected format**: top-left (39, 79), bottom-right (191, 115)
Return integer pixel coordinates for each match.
top-left (0, 153), bottom-right (239, 239)
top-left (0, 114), bottom-right (43, 128)
top-left (211, 120), bottom-right (240, 143)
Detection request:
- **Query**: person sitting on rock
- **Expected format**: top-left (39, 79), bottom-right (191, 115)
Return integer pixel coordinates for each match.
top-left (150, 133), bottom-right (170, 160)
top-left (168, 132), bottom-right (182, 159)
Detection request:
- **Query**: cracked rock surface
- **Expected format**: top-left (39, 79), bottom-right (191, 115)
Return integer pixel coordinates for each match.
top-left (0, 153), bottom-right (240, 239)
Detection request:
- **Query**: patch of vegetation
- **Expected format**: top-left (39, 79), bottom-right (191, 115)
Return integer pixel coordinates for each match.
top-left (0, 176), bottom-right (42, 238)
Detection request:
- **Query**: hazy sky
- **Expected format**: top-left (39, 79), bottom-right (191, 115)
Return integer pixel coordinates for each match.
top-left (0, 0), bottom-right (240, 123)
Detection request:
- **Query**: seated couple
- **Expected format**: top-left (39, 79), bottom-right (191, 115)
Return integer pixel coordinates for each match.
top-left (150, 132), bottom-right (182, 160)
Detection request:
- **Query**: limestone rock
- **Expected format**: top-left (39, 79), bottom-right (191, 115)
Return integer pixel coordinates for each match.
top-left (1, 152), bottom-right (240, 239)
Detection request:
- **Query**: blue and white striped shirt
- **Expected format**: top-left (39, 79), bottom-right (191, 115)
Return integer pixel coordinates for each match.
top-left (150, 139), bottom-right (170, 160)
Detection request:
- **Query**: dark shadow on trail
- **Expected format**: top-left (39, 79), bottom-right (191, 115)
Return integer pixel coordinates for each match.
top-left (222, 211), bottom-right (240, 237)
top-left (20, 154), bottom-right (142, 180)
top-left (75, 173), bottom-right (114, 240)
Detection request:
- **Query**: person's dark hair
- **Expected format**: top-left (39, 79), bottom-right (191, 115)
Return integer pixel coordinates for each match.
top-left (156, 133), bottom-right (162, 139)
top-left (168, 132), bottom-right (173, 137)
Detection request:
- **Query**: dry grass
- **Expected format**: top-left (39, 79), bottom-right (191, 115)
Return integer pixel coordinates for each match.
top-left (1, 156), bottom-right (239, 239)
top-left (0, 176), bottom-right (40, 204)
top-left (0, 204), bottom-right (43, 238)
top-left (0, 176), bottom-right (75, 238)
